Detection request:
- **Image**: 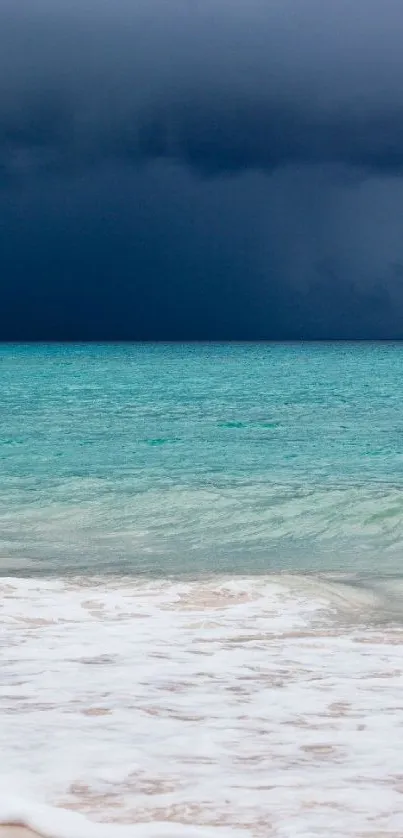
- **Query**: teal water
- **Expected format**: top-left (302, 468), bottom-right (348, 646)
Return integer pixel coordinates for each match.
top-left (1, 342), bottom-right (403, 576)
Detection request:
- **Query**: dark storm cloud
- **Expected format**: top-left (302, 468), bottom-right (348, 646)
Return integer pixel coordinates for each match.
top-left (1, 0), bottom-right (403, 178)
top-left (2, 0), bottom-right (403, 341)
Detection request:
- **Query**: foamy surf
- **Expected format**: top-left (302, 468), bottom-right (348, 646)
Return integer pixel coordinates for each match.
top-left (1, 574), bottom-right (403, 837)
top-left (0, 795), bottom-right (244, 838)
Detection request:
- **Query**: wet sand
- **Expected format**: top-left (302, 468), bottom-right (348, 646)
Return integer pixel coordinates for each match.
top-left (0, 829), bottom-right (40, 838)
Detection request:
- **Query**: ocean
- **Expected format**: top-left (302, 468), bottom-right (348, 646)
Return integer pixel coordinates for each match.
top-left (1, 342), bottom-right (403, 837)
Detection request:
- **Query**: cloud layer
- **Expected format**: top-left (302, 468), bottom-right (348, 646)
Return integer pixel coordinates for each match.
top-left (2, 0), bottom-right (403, 178)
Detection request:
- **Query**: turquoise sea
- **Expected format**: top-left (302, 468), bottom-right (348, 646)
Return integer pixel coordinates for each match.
top-left (1, 341), bottom-right (403, 576)
top-left (2, 343), bottom-right (403, 837)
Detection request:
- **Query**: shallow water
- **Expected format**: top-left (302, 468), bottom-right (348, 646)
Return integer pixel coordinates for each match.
top-left (1, 342), bottom-right (403, 576)
top-left (1, 343), bottom-right (403, 836)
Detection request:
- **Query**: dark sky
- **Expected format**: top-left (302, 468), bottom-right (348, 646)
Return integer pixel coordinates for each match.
top-left (1, 0), bottom-right (403, 339)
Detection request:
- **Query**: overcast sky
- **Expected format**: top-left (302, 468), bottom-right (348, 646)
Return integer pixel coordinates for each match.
top-left (1, 0), bottom-right (403, 339)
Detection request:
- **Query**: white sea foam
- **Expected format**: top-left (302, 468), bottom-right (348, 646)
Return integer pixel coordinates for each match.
top-left (1, 575), bottom-right (403, 837)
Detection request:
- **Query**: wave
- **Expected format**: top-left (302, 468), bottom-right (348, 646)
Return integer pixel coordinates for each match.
top-left (2, 481), bottom-right (403, 576)
top-left (269, 571), bottom-right (403, 621)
